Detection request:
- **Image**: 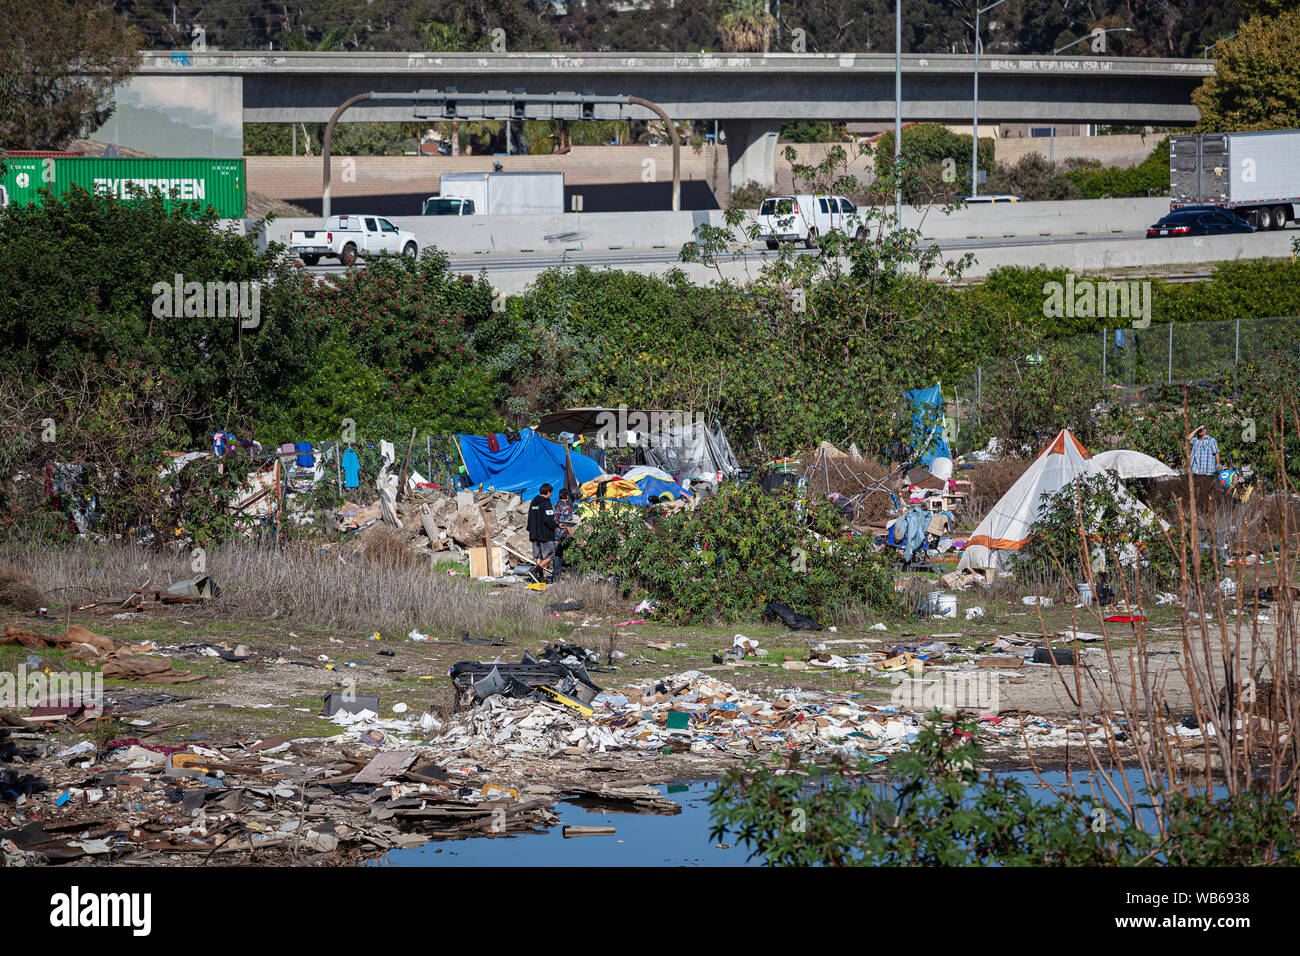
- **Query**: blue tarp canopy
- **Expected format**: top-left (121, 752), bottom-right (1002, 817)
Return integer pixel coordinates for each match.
top-left (905, 384), bottom-right (950, 467)
top-left (456, 428), bottom-right (603, 501)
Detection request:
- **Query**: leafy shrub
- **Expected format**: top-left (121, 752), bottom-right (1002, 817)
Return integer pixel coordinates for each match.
top-left (1066, 137), bottom-right (1170, 199)
top-left (709, 714), bottom-right (1300, 866)
top-left (1019, 472), bottom-right (1179, 585)
top-left (728, 180), bottom-right (774, 210)
top-left (566, 483), bottom-right (899, 623)
top-left (0, 188), bottom-right (313, 444)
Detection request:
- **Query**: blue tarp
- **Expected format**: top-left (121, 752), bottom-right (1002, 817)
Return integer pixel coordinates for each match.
top-left (905, 384), bottom-right (950, 467)
top-left (456, 429), bottom-right (603, 502)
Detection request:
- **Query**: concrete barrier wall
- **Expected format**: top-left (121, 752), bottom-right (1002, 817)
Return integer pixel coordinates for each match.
top-left (253, 197), bottom-right (1174, 256)
top-left (480, 232), bottom-right (1295, 296)
top-left (994, 133), bottom-right (1159, 169)
top-left (246, 147), bottom-right (731, 210)
top-left (254, 210), bottom-right (729, 256)
top-left (904, 197), bottom-right (1171, 240)
top-left (954, 231), bottom-right (1295, 276)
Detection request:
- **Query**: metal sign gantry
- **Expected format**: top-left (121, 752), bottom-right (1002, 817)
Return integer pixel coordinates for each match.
top-left (321, 89), bottom-right (682, 217)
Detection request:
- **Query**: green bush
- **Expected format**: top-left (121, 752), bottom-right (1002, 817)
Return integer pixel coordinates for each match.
top-left (0, 188), bottom-right (314, 444)
top-left (1066, 137), bottom-right (1170, 199)
top-left (254, 252), bottom-right (505, 443)
top-left (566, 483), bottom-right (900, 623)
top-left (709, 714), bottom-right (1299, 866)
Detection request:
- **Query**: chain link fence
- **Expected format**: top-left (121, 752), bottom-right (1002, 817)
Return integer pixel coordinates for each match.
top-left (948, 315), bottom-right (1300, 456)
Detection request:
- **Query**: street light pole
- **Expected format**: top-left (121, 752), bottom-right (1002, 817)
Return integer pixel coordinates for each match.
top-left (1201, 33), bottom-right (1236, 58)
top-left (971, 0), bottom-right (1008, 198)
top-left (895, 0), bottom-right (901, 226)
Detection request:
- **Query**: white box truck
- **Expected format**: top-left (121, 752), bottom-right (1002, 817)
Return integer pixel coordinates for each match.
top-left (427, 171), bottom-right (564, 216)
top-left (1170, 130), bottom-right (1300, 230)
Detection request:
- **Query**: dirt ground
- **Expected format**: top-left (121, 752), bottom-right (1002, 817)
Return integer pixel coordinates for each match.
top-left (3, 582), bottom-right (1271, 740)
top-left (3, 576), bottom-right (1283, 865)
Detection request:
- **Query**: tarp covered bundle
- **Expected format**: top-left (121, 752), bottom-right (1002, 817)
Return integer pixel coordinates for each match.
top-left (642, 421), bottom-right (740, 481)
top-left (904, 384), bottom-right (950, 468)
top-left (456, 429), bottom-right (602, 502)
top-left (1090, 449), bottom-right (1178, 480)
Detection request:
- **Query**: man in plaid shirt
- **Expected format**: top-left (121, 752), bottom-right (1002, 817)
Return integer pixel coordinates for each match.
top-left (1189, 425), bottom-right (1220, 475)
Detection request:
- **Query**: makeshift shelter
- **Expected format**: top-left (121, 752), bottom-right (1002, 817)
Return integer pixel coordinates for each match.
top-left (642, 421), bottom-right (740, 481)
top-left (1090, 449), bottom-right (1178, 480)
top-left (958, 429), bottom-right (1092, 572)
top-left (536, 407), bottom-right (740, 481)
top-left (904, 384), bottom-right (950, 467)
top-left (958, 430), bottom-right (1165, 572)
top-left (456, 429), bottom-right (602, 502)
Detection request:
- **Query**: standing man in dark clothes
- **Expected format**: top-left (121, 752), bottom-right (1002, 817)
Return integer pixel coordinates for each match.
top-left (528, 483), bottom-right (559, 581)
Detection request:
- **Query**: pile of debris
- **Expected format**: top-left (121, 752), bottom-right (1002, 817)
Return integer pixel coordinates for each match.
top-left (337, 488), bottom-right (537, 568)
top-left (1, 626), bottom-right (203, 684)
top-left (0, 698), bottom-right (680, 864)
top-left (435, 669), bottom-right (927, 759)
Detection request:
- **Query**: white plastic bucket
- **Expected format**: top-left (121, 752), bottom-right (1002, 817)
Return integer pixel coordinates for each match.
top-left (928, 591), bottom-right (957, 618)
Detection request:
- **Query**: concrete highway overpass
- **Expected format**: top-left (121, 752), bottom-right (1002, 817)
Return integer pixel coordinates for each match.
top-left (97, 51), bottom-right (1212, 189)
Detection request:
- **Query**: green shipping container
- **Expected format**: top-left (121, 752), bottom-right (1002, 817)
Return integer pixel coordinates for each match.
top-left (0, 157), bottom-right (246, 219)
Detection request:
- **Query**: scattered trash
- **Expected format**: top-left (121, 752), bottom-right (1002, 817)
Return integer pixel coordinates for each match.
top-left (322, 693), bottom-right (380, 717)
top-left (547, 600), bottom-right (585, 613)
top-left (765, 601), bottom-right (822, 631)
top-left (1033, 647), bottom-right (1076, 666)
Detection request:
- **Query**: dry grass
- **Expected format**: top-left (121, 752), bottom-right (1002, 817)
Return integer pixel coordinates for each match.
top-left (799, 445), bottom-right (896, 524)
top-left (0, 563), bottom-right (43, 610)
top-left (0, 541), bottom-right (564, 642)
top-left (361, 527), bottom-right (416, 569)
top-left (544, 577), bottom-right (628, 618)
top-left (1143, 476), bottom-right (1300, 553)
top-left (964, 458), bottom-right (1031, 524)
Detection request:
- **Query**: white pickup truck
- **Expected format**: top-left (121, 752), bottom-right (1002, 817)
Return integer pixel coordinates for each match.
top-left (289, 215), bottom-right (419, 266)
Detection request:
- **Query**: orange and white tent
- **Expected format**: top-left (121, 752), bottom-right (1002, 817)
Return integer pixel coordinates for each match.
top-left (958, 429), bottom-right (1093, 572)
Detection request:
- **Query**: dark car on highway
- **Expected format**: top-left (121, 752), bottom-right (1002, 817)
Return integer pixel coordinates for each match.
top-left (1146, 207), bottom-right (1255, 238)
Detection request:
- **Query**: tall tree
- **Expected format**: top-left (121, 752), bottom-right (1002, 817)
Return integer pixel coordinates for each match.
top-left (1192, 8), bottom-right (1300, 131)
top-left (0, 0), bottom-right (141, 150)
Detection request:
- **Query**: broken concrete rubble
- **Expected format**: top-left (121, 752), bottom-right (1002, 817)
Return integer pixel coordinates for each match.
top-left (336, 489), bottom-right (537, 569)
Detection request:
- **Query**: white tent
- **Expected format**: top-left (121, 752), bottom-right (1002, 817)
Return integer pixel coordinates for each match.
top-left (957, 430), bottom-right (1166, 572)
top-left (958, 429), bottom-right (1093, 572)
top-left (1090, 449), bottom-right (1178, 480)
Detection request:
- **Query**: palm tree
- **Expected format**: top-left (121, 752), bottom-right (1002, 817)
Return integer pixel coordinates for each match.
top-left (719, 0), bottom-right (776, 53)
top-left (418, 18), bottom-right (489, 155)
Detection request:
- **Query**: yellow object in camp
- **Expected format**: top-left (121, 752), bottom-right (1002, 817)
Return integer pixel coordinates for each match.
top-left (535, 685), bottom-right (594, 717)
top-left (580, 477), bottom-right (640, 500)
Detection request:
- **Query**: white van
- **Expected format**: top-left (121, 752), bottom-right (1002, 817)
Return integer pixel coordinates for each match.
top-left (755, 194), bottom-right (868, 249)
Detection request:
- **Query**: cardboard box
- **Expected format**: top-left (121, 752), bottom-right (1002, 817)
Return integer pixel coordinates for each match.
top-left (469, 545), bottom-right (505, 577)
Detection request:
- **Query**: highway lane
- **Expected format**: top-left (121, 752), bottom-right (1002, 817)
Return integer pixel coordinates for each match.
top-left (305, 231), bottom-right (1154, 277)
